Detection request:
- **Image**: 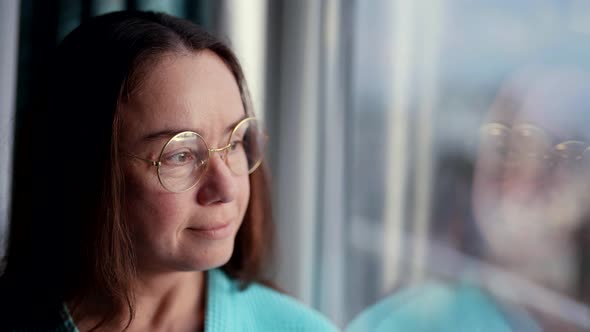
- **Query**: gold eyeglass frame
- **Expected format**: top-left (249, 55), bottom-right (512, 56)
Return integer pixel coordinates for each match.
top-left (480, 122), bottom-right (590, 163)
top-left (128, 116), bottom-right (267, 193)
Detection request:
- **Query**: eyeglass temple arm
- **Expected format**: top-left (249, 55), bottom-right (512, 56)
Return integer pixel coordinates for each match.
top-left (124, 152), bottom-right (161, 167)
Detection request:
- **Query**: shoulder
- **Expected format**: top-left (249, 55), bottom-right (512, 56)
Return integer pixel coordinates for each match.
top-left (238, 281), bottom-right (339, 331)
top-left (207, 269), bottom-right (338, 332)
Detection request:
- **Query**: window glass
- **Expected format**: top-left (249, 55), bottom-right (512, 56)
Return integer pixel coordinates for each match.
top-left (344, 0), bottom-right (590, 330)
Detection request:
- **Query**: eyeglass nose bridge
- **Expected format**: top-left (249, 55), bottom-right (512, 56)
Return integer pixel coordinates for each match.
top-left (208, 143), bottom-right (232, 161)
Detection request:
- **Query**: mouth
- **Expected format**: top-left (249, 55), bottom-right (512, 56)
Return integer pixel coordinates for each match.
top-left (186, 222), bottom-right (233, 240)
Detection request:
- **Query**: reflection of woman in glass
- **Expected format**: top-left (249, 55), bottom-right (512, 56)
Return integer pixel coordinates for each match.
top-left (474, 66), bottom-right (590, 331)
top-left (347, 66), bottom-right (590, 331)
top-left (0, 11), bottom-right (336, 331)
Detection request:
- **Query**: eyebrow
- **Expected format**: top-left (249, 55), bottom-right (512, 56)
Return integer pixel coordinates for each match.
top-left (141, 116), bottom-right (249, 142)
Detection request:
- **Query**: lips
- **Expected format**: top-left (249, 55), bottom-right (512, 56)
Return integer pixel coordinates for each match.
top-left (189, 222), bottom-right (230, 231)
top-left (187, 222), bottom-right (233, 240)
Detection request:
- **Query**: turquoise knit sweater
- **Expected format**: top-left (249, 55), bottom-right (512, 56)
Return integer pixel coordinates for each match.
top-left (204, 269), bottom-right (337, 331)
top-left (56, 269), bottom-right (338, 332)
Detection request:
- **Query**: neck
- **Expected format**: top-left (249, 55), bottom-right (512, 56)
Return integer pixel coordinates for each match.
top-left (133, 270), bottom-right (206, 330)
top-left (73, 270), bottom-right (207, 332)
top-left (490, 239), bottom-right (578, 296)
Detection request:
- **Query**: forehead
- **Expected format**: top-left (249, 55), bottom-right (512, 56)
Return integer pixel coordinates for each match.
top-left (491, 70), bottom-right (590, 141)
top-left (516, 94), bottom-right (590, 142)
top-left (120, 50), bottom-right (245, 145)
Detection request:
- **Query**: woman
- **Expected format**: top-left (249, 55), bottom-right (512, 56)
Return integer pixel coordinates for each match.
top-left (0, 11), bottom-right (337, 331)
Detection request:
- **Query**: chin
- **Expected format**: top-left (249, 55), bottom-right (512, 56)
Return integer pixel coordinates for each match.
top-left (181, 240), bottom-right (236, 272)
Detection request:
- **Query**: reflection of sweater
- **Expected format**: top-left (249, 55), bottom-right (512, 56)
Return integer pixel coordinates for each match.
top-left (57, 268), bottom-right (338, 332)
top-left (346, 281), bottom-right (541, 332)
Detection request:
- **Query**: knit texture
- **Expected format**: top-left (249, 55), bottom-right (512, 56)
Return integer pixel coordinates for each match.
top-left (205, 269), bottom-right (338, 332)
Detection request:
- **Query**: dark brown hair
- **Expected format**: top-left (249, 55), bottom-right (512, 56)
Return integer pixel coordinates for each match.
top-left (0, 10), bottom-right (273, 330)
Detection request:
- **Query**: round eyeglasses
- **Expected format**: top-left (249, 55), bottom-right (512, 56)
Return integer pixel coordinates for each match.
top-left (479, 122), bottom-right (590, 173)
top-left (128, 117), bottom-right (267, 193)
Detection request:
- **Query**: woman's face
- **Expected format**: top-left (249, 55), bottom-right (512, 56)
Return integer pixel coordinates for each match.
top-left (119, 50), bottom-right (250, 273)
top-left (473, 71), bottom-right (590, 265)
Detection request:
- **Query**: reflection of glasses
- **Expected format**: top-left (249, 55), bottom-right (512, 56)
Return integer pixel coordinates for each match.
top-left (479, 122), bottom-right (590, 171)
top-left (127, 117), bottom-right (267, 193)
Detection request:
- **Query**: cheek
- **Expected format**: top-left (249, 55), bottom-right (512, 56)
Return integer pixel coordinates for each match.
top-left (238, 175), bottom-right (251, 216)
top-left (473, 163), bottom-right (499, 213)
top-left (124, 166), bottom-right (188, 236)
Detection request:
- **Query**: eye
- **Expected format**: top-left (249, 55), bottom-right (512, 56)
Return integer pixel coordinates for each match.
top-left (164, 150), bottom-right (196, 166)
top-left (229, 140), bottom-right (244, 152)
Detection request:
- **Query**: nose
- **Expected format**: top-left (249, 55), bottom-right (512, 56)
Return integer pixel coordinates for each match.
top-left (196, 152), bottom-right (237, 205)
top-left (500, 159), bottom-right (548, 201)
